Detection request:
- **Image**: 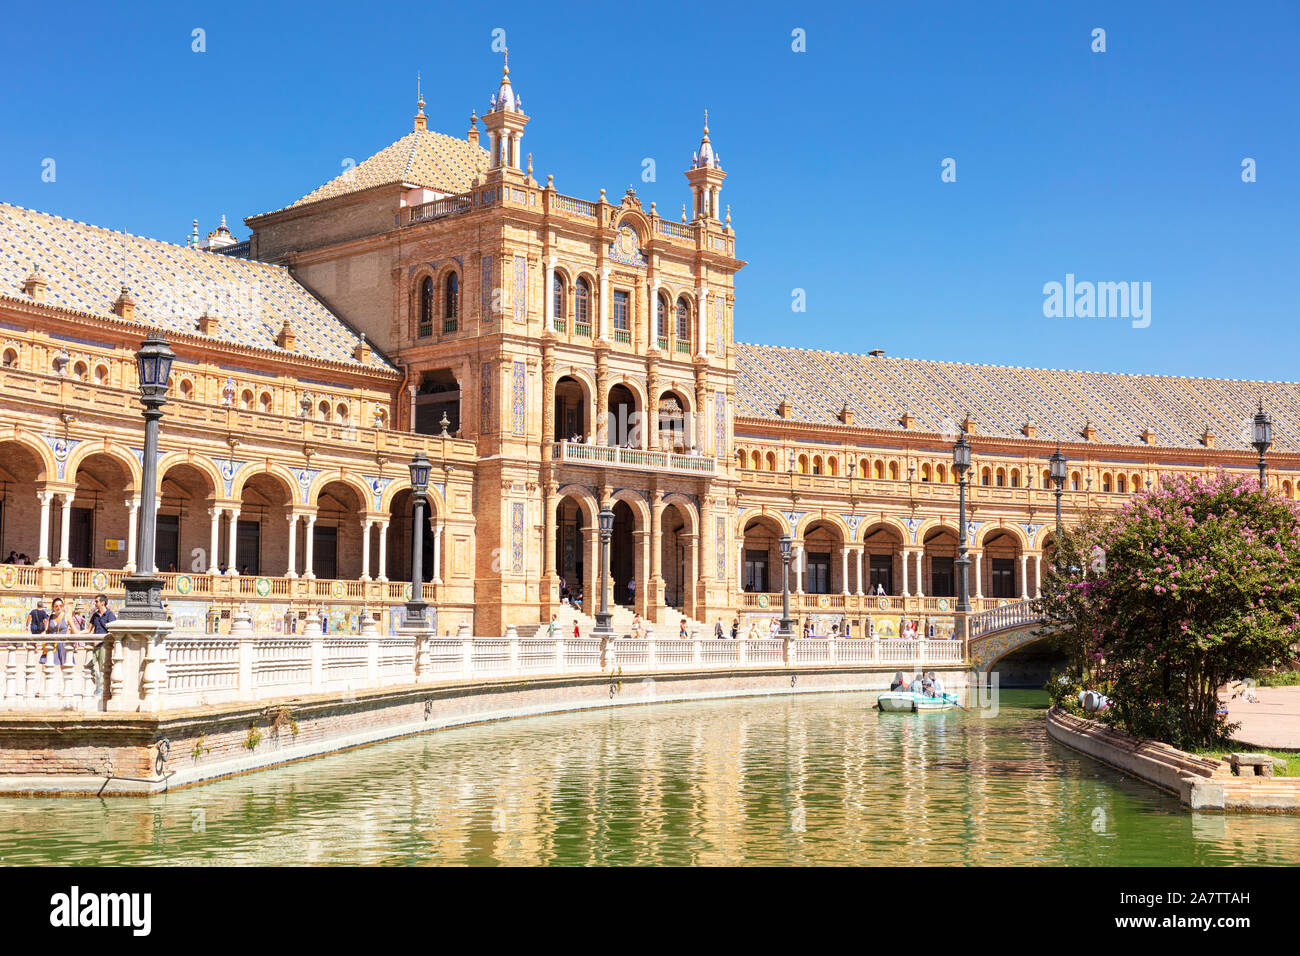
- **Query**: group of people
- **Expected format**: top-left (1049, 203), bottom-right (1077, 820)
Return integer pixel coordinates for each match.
top-left (557, 576), bottom-right (584, 608)
top-left (3, 550), bottom-right (33, 565)
top-left (26, 593), bottom-right (118, 693)
top-left (890, 670), bottom-right (946, 697)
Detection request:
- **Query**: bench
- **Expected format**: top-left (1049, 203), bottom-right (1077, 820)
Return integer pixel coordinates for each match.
top-left (1227, 753), bottom-right (1276, 778)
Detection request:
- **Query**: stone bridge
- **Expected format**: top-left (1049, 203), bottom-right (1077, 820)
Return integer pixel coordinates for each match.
top-left (966, 600), bottom-right (1049, 674)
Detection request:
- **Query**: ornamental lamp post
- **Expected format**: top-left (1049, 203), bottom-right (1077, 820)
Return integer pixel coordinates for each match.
top-left (594, 506), bottom-right (615, 636)
top-left (1049, 444), bottom-right (1068, 537)
top-left (405, 452), bottom-right (431, 628)
top-left (120, 332), bottom-right (175, 621)
top-left (1252, 402), bottom-right (1273, 487)
top-left (778, 533), bottom-right (794, 637)
top-left (952, 434), bottom-right (972, 616)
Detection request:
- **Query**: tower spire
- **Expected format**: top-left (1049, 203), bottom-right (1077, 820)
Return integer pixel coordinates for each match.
top-left (414, 71), bottom-right (427, 131)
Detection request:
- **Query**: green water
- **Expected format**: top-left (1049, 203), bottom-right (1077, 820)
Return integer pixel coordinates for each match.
top-left (2, 690), bottom-right (1298, 866)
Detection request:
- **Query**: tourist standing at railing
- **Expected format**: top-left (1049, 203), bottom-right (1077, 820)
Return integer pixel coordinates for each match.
top-left (769, 617), bottom-right (780, 639)
top-left (730, 617), bottom-right (739, 640)
top-left (3, 550), bottom-right (16, 563)
top-left (632, 614), bottom-right (644, 639)
top-left (44, 597), bottom-right (81, 665)
top-left (88, 593), bottom-right (116, 696)
top-left (715, 619), bottom-right (724, 640)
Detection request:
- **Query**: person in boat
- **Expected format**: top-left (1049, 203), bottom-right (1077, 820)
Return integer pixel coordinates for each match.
top-left (890, 671), bottom-right (907, 691)
top-left (926, 671), bottom-right (945, 697)
top-left (908, 673), bottom-right (924, 693)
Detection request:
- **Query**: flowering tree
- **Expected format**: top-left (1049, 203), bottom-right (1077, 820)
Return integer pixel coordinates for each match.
top-left (1039, 473), bottom-right (1300, 748)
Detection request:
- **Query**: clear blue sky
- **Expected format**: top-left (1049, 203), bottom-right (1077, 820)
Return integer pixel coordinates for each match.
top-left (2, 1), bottom-right (1296, 380)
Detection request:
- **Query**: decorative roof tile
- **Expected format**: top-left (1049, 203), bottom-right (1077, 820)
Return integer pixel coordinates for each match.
top-left (0, 203), bottom-right (394, 371)
top-left (266, 129), bottom-right (489, 215)
top-left (734, 343), bottom-right (1300, 453)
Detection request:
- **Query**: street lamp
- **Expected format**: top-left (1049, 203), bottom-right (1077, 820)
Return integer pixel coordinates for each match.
top-left (778, 533), bottom-right (794, 637)
top-left (405, 452), bottom-right (431, 627)
top-left (952, 434), bottom-right (972, 615)
top-left (1049, 444), bottom-right (1068, 536)
top-left (594, 506), bottom-right (615, 636)
top-left (1252, 402), bottom-right (1273, 487)
top-left (121, 332), bottom-right (175, 621)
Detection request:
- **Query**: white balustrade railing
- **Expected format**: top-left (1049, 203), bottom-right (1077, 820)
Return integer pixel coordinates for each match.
top-left (0, 633), bottom-right (967, 712)
top-left (968, 600), bottom-right (1042, 639)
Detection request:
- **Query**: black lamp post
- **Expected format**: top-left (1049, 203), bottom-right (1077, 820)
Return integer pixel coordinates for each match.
top-left (121, 332), bottom-right (175, 622)
top-left (1252, 402), bottom-right (1273, 487)
top-left (1049, 444), bottom-right (1068, 537)
top-left (405, 452), bottom-right (431, 627)
top-left (594, 506), bottom-right (614, 636)
top-left (778, 533), bottom-right (793, 637)
top-left (952, 434), bottom-right (972, 614)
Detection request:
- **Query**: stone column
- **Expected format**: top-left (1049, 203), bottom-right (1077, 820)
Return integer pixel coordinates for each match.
top-left (360, 518), bottom-right (373, 581)
top-left (541, 343), bottom-right (555, 456)
top-left (648, 280), bottom-right (661, 350)
top-left (598, 266), bottom-right (611, 341)
top-left (974, 550), bottom-right (983, 599)
top-left (695, 285), bottom-right (708, 357)
top-left (645, 355), bottom-right (659, 448)
top-left (795, 545), bottom-right (804, 594)
top-left (595, 352), bottom-right (609, 445)
top-left (649, 499), bottom-right (664, 619)
top-left (855, 547), bottom-right (864, 596)
top-left (207, 506), bottom-right (222, 575)
top-left (1034, 553), bottom-right (1042, 598)
top-left (124, 498), bottom-right (140, 574)
top-left (901, 549), bottom-right (910, 597)
top-left (840, 547), bottom-right (849, 596)
top-left (56, 492), bottom-right (73, 568)
top-left (407, 384), bottom-right (417, 432)
top-left (282, 513), bottom-right (296, 577)
top-left (1020, 553), bottom-right (1029, 600)
top-left (377, 520), bottom-right (389, 582)
top-left (303, 514), bottom-right (316, 579)
top-left (35, 490), bottom-right (53, 567)
top-left (433, 523), bottom-right (443, 584)
top-left (915, 551), bottom-right (925, 598)
top-left (633, 529), bottom-right (650, 617)
top-left (544, 256), bottom-right (556, 330)
top-left (226, 509), bottom-right (240, 575)
top-left (151, 498), bottom-right (161, 573)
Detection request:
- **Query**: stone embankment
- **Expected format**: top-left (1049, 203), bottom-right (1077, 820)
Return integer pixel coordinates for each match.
top-left (1046, 706), bottom-right (1300, 812)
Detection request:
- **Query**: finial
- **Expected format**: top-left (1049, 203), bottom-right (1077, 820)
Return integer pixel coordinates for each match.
top-left (681, 204), bottom-right (687, 223)
top-left (527, 152), bottom-right (533, 176)
top-left (470, 109), bottom-right (477, 125)
top-left (650, 201), bottom-right (656, 215)
top-left (417, 72), bottom-right (424, 113)
top-left (502, 46), bottom-right (509, 77)
top-left (725, 204), bottom-right (731, 225)
top-left (703, 108), bottom-right (709, 137)
top-left (546, 173), bottom-right (554, 188)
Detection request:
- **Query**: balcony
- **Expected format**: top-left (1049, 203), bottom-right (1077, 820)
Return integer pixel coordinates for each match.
top-left (552, 441), bottom-right (716, 476)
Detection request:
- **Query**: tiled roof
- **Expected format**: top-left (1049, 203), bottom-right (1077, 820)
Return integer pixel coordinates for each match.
top-left (735, 343), bottom-right (1300, 454)
top-left (0, 203), bottom-right (395, 371)
top-left (272, 129), bottom-right (489, 213)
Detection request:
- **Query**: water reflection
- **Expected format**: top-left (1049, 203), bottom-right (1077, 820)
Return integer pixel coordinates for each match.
top-left (2, 690), bottom-right (1299, 866)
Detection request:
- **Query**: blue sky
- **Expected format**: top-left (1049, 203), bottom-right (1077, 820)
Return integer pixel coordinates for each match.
top-left (2, 1), bottom-right (1296, 380)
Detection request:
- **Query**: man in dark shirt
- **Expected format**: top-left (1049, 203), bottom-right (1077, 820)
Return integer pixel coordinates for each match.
top-left (28, 599), bottom-right (48, 634)
top-left (88, 593), bottom-right (116, 697)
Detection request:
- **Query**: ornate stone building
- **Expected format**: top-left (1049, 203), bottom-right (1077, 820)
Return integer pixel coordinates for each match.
top-left (0, 54), bottom-right (1297, 637)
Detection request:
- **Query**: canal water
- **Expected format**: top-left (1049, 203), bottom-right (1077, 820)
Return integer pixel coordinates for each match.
top-left (2, 690), bottom-right (1298, 866)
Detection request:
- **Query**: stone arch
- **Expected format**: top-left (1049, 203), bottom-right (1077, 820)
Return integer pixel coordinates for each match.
top-left (229, 462), bottom-right (300, 505)
top-left (794, 510), bottom-right (850, 542)
top-left (856, 514), bottom-right (911, 545)
top-left (556, 484), bottom-right (599, 524)
top-left (65, 440), bottom-right (141, 492)
top-left (736, 507), bottom-right (790, 537)
top-left (975, 521), bottom-right (1030, 550)
top-left (659, 493), bottom-right (699, 535)
top-left (0, 431), bottom-right (56, 482)
top-left (156, 451), bottom-right (222, 498)
top-left (309, 470), bottom-right (373, 511)
top-left (1029, 524), bottom-right (1055, 550)
top-left (378, 476), bottom-right (446, 518)
top-left (610, 488), bottom-right (651, 529)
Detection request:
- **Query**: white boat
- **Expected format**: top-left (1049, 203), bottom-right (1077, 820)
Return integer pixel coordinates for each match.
top-left (876, 691), bottom-right (959, 713)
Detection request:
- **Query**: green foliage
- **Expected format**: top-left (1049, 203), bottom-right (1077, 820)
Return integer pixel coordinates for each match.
top-left (191, 733), bottom-right (210, 762)
top-left (1257, 670), bottom-right (1300, 687)
top-left (245, 724), bottom-right (262, 751)
top-left (1038, 472), bottom-right (1300, 749)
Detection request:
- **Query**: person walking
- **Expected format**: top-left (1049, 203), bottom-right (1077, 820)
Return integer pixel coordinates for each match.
top-left (88, 593), bottom-right (116, 697)
top-left (627, 577), bottom-right (636, 606)
top-left (546, 613), bottom-right (558, 639)
top-left (28, 599), bottom-right (49, 635)
top-left (679, 618), bottom-right (688, 639)
top-left (572, 621), bottom-right (580, 639)
top-left (715, 619), bottom-right (725, 640)
top-left (45, 597), bottom-right (80, 666)
top-left (730, 617), bottom-right (739, 640)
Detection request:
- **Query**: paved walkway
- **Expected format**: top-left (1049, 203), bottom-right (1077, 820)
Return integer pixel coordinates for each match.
top-left (1223, 685), bottom-right (1300, 750)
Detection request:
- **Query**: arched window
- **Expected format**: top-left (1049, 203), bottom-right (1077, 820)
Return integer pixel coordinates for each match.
top-left (656, 294), bottom-right (669, 345)
top-left (179, 378), bottom-right (193, 399)
top-left (675, 297), bottom-right (691, 352)
top-left (1116, 474), bottom-right (1127, 493)
top-left (1132, 473), bottom-right (1142, 492)
top-left (575, 278), bottom-right (591, 332)
top-left (1070, 471), bottom-right (1081, 491)
top-left (317, 400), bottom-right (331, 422)
top-left (937, 463), bottom-right (948, 483)
top-left (240, 389), bottom-right (254, 410)
top-left (766, 451), bottom-right (777, 471)
top-left (995, 468), bottom-right (1006, 487)
top-left (552, 273), bottom-right (566, 330)
top-left (920, 463), bottom-right (932, 482)
top-left (812, 455), bottom-right (823, 475)
top-left (873, 461), bottom-right (884, 480)
top-left (418, 277), bottom-right (434, 338)
top-left (94, 364), bottom-right (108, 384)
top-left (797, 454), bottom-right (809, 475)
top-left (337, 403), bottom-right (350, 423)
top-left (1102, 472), bottom-right (1113, 493)
top-left (1, 348), bottom-right (16, 367)
top-left (73, 361), bottom-right (88, 381)
top-left (888, 461), bottom-right (899, 481)
top-left (859, 460), bottom-right (869, 478)
top-left (443, 272), bottom-right (459, 332)
top-left (828, 457), bottom-right (839, 477)
top-left (981, 467), bottom-right (991, 486)
top-left (736, 449), bottom-right (747, 469)
top-left (1010, 468), bottom-right (1021, 488)
top-left (259, 392), bottom-right (272, 413)
top-left (751, 450), bottom-right (762, 470)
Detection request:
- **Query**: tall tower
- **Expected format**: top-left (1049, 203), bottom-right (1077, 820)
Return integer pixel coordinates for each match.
top-left (481, 50), bottom-right (529, 181)
top-left (684, 111), bottom-right (726, 221)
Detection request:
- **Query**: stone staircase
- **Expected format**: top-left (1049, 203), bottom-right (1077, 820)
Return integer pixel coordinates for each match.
top-left (515, 605), bottom-right (710, 639)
